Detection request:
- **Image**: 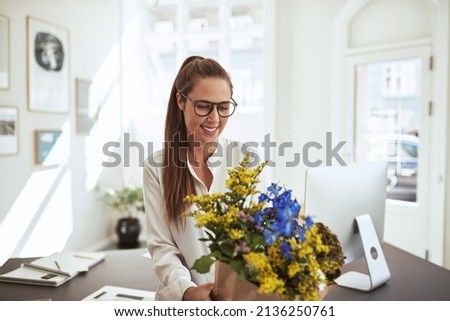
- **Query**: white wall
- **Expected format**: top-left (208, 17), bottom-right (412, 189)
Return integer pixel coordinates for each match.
top-left (274, 0), bottom-right (346, 200)
top-left (0, 0), bottom-right (123, 261)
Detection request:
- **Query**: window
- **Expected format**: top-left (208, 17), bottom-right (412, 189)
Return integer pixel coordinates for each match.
top-left (138, 0), bottom-right (270, 143)
top-left (122, 0), bottom-right (273, 185)
top-left (354, 58), bottom-right (422, 202)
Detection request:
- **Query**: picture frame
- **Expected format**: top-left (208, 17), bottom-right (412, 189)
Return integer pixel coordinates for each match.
top-left (0, 14), bottom-right (10, 90)
top-left (27, 16), bottom-right (70, 113)
top-left (0, 106), bottom-right (18, 155)
top-left (34, 129), bottom-right (64, 166)
top-left (76, 78), bottom-right (99, 135)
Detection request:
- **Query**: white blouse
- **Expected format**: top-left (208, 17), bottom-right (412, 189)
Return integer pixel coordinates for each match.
top-left (143, 137), bottom-right (260, 300)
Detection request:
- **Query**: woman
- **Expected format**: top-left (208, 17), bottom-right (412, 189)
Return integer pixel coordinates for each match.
top-left (143, 56), bottom-right (256, 300)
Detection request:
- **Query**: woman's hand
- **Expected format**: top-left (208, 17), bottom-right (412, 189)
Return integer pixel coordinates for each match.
top-left (183, 283), bottom-right (214, 301)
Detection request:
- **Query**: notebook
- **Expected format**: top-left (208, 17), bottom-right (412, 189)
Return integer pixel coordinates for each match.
top-left (82, 285), bottom-right (156, 301)
top-left (0, 251), bottom-right (105, 287)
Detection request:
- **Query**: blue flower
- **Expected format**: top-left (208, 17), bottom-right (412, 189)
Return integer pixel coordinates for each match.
top-left (258, 193), bottom-right (269, 203)
top-left (267, 183), bottom-right (282, 196)
top-left (281, 240), bottom-right (293, 260)
top-left (290, 201), bottom-right (301, 215)
top-left (254, 213), bottom-right (264, 226)
top-left (305, 216), bottom-right (314, 229)
top-left (263, 229), bottom-right (278, 245)
top-left (299, 226), bottom-right (306, 242)
top-left (255, 184), bottom-right (304, 242)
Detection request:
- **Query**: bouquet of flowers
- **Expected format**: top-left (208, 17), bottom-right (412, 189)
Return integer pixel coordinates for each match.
top-left (184, 156), bottom-right (345, 301)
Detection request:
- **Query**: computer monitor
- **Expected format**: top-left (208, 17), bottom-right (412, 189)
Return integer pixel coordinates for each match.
top-left (303, 161), bottom-right (391, 292)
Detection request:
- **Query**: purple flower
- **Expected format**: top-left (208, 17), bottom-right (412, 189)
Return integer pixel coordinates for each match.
top-left (235, 241), bottom-right (251, 253)
top-left (255, 225), bottom-right (264, 232)
top-left (239, 211), bottom-right (254, 223)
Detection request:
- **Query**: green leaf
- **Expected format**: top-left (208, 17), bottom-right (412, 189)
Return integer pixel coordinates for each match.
top-left (250, 235), bottom-right (265, 249)
top-left (219, 242), bottom-right (235, 257)
top-left (229, 260), bottom-right (243, 272)
top-left (210, 250), bottom-right (223, 260)
top-left (192, 256), bottom-right (215, 274)
top-left (209, 243), bottom-right (220, 253)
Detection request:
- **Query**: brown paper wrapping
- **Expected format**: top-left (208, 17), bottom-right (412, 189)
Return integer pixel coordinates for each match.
top-left (211, 261), bottom-right (280, 300)
top-left (211, 261), bottom-right (333, 301)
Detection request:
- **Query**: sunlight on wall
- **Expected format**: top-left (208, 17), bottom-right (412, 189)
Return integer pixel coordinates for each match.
top-left (0, 167), bottom-right (64, 265)
top-left (0, 121), bottom-right (72, 265)
top-left (87, 15), bottom-right (151, 190)
top-left (84, 41), bottom-right (122, 191)
top-left (19, 170), bottom-right (73, 257)
top-left (121, 17), bottom-right (153, 187)
top-left (85, 85), bottom-right (122, 191)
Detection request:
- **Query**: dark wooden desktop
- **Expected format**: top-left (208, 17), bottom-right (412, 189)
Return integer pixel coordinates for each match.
top-left (0, 243), bottom-right (449, 301)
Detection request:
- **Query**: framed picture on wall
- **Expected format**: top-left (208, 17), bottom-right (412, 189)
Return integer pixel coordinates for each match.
top-left (34, 129), bottom-right (64, 166)
top-left (27, 16), bottom-right (70, 113)
top-left (76, 78), bottom-right (99, 135)
top-left (0, 14), bottom-right (10, 90)
top-left (0, 106), bottom-right (18, 155)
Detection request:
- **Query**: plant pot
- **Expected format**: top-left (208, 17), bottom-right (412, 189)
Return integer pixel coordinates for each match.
top-left (116, 217), bottom-right (141, 247)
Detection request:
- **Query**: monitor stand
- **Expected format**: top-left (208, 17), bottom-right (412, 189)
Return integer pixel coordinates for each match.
top-left (335, 214), bottom-right (391, 292)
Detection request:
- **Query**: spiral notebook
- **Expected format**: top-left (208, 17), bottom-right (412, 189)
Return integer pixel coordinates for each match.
top-left (0, 251), bottom-right (105, 287)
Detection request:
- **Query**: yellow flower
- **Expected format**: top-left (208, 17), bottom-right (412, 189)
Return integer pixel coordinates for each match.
top-left (267, 244), bottom-right (284, 269)
top-left (244, 252), bottom-right (269, 271)
top-left (287, 262), bottom-right (301, 278)
top-left (225, 177), bottom-right (239, 189)
top-left (229, 229), bottom-right (244, 240)
top-left (220, 206), bottom-right (240, 226)
top-left (195, 211), bottom-right (218, 227)
top-left (258, 271), bottom-right (285, 295)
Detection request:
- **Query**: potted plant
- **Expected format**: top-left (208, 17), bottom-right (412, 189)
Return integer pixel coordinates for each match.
top-left (99, 186), bottom-right (145, 247)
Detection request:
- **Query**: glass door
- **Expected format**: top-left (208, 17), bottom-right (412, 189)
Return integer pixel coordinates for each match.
top-left (349, 46), bottom-right (431, 259)
top-left (355, 58), bottom-right (421, 202)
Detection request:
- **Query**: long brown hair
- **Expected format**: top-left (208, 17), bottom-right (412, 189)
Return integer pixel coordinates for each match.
top-left (162, 56), bottom-right (233, 225)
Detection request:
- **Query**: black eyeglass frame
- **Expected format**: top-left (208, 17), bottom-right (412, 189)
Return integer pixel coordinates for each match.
top-left (178, 92), bottom-right (238, 118)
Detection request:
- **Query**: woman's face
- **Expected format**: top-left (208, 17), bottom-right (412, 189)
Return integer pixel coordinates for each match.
top-left (177, 77), bottom-right (231, 146)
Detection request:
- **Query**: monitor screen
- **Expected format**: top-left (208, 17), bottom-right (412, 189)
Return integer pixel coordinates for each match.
top-left (303, 161), bottom-right (388, 264)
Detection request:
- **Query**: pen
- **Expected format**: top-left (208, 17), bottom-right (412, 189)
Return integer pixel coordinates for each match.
top-left (54, 260), bottom-right (61, 270)
top-left (94, 291), bottom-right (106, 299)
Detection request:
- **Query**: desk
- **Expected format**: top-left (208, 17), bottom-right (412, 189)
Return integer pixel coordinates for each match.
top-left (0, 244), bottom-right (449, 301)
top-left (325, 244), bottom-right (450, 300)
top-left (0, 248), bottom-right (158, 301)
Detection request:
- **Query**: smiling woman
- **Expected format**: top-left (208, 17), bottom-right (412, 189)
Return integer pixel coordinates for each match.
top-left (176, 77), bottom-right (232, 152)
top-left (143, 56), bottom-right (261, 301)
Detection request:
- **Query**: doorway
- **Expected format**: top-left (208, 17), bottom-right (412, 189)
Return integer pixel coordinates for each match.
top-left (348, 46), bottom-right (432, 258)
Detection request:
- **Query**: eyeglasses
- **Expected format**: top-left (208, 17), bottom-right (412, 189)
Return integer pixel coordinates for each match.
top-left (178, 92), bottom-right (237, 118)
